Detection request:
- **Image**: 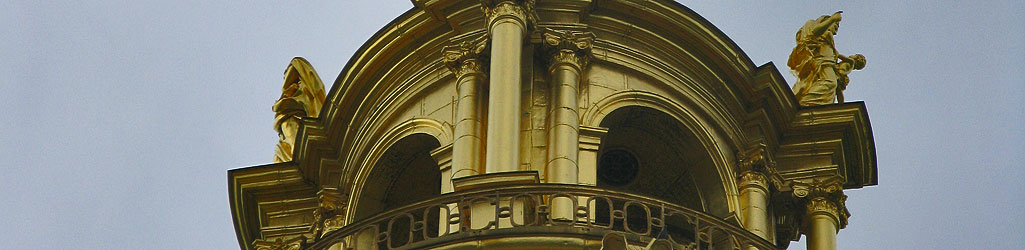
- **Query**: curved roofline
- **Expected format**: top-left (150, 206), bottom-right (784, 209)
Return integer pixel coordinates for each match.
top-left (320, 0), bottom-right (767, 121)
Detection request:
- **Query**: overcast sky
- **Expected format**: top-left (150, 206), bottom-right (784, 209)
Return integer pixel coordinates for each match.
top-left (1, 1), bottom-right (1022, 249)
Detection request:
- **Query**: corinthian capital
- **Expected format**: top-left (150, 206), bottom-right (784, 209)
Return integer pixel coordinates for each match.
top-left (310, 188), bottom-right (348, 239)
top-left (253, 237), bottom-right (304, 250)
top-left (480, 0), bottom-right (537, 34)
top-left (542, 29), bottom-right (595, 72)
top-left (737, 171), bottom-right (769, 192)
top-left (736, 143), bottom-right (782, 189)
top-left (791, 179), bottom-right (849, 230)
top-left (443, 36), bottom-right (489, 79)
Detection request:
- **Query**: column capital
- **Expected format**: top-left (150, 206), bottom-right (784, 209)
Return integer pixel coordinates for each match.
top-left (481, 0), bottom-right (537, 35)
top-left (737, 171), bottom-right (770, 193)
top-left (736, 143), bottom-right (783, 189)
top-left (310, 187), bottom-right (348, 239)
top-left (792, 179), bottom-right (850, 231)
top-left (542, 29), bottom-right (595, 73)
top-left (443, 36), bottom-right (489, 79)
top-left (253, 236), bottom-right (305, 250)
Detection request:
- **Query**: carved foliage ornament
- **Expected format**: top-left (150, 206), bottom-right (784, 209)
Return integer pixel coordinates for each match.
top-left (737, 171), bottom-right (769, 192)
top-left (791, 180), bottom-right (850, 230)
top-left (480, 0), bottom-right (537, 33)
top-left (442, 36), bottom-right (489, 79)
top-left (542, 29), bottom-right (595, 72)
top-left (735, 144), bottom-right (782, 190)
top-left (310, 188), bottom-right (348, 239)
top-left (253, 237), bottom-right (304, 250)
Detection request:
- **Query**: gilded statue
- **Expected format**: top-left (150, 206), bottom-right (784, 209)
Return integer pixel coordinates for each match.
top-left (273, 57), bottom-right (326, 163)
top-left (788, 11), bottom-right (866, 106)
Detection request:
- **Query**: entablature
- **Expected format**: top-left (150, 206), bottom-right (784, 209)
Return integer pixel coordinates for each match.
top-left (230, 162), bottom-right (319, 250)
top-left (775, 102), bottom-right (876, 189)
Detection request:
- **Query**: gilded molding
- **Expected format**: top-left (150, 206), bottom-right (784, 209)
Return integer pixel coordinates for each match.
top-left (443, 36), bottom-right (489, 79)
top-left (542, 29), bottom-right (595, 73)
top-left (481, 0), bottom-right (537, 35)
top-left (310, 188), bottom-right (348, 239)
top-left (253, 237), bottom-right (304, 250)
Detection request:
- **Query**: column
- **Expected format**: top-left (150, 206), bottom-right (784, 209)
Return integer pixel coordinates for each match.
top-left (543, 29), bottom-right (594, 221)
top-left (738, 171), bottom-right (770, 240)
top-left (805, 197), bottom-right (841, 250)
top-left (482, 0), bottom-right (533, 173)
top-left (543, 29), bottom-right (594, 185)
top-left (793, 181), bottom-right (849, 250)
top-left (736, 144), bottom-right (776, 242)
top-left (443, 38), bottom-right (488, 179)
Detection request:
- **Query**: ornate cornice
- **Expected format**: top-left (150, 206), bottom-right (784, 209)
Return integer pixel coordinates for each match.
top-left (442, 36), bottom-right (489, 79)
top-left (481, 0), bottom-right (537, 35)
top-left (542, 29), bottom-right (595, 73)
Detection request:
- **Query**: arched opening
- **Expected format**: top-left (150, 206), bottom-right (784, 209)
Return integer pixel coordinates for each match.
top-left (353, 133), bottom-right (442, 247)
top-left (595, 106), bottom-right (721, 244)
top-left (597, 106), bottom-right (709, 209)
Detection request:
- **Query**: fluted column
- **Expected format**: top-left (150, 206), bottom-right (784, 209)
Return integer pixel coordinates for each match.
top-left (793, 181), bottom-right (849, 250)
top-left (481, 0), bottom-right (534, 173)
top-left (444, 38), bottom-right (488, 179)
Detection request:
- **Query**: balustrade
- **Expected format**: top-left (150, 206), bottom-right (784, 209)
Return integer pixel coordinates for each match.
top-left (308, 184), bottom-right (777, 250)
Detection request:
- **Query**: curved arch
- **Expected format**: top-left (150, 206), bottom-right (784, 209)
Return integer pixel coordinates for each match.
top-left (346, 118), bottom-right (452, 222)
top-left (313, 0), bottom-right (774, 155)
top-left (583, 90), bottom-right (739, 217)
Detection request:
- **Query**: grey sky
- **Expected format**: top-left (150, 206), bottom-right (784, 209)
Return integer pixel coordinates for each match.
top-left (1, 1), bottom-right (1021, 249)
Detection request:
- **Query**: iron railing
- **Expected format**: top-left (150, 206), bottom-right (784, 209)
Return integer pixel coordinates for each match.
top-left (307, 184), bottom-right (777, 250)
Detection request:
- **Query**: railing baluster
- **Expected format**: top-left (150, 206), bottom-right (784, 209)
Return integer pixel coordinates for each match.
top-left (305, 184), bottom-right (777, 250)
